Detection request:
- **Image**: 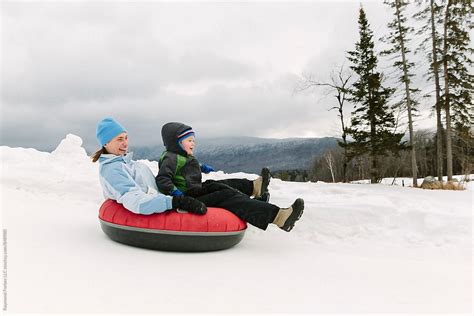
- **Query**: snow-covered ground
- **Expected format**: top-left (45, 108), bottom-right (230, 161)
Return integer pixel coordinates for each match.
top-left (1, 134), bottom-right (472, 314)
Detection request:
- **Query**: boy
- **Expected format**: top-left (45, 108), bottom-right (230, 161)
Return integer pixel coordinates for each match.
top-left (156, 122), bottom-right (304, 232)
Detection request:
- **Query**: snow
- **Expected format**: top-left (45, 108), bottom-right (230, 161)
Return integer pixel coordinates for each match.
top-left (1, 134), bottom-right (472, 314)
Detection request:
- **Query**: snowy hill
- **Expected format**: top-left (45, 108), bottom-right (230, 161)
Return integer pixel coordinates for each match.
top-left (131, 136), bottom-right (339, 173)
top-left (1, 134), bottom-right (472, 313)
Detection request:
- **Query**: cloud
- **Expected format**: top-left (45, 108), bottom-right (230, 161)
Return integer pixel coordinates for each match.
top-left (1, 3), bottom-right (257, 106)
top-left (1, 73), bottom-right (338, 151)
top-left (1, 1), bottom-right (432, 152)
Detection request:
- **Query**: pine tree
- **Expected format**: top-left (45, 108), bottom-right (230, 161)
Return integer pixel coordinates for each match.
top-left (414, 0), bottom-right (445, 181)
top-left (442, 0), bottom-right (473, 181)
top-left (452, 124), bottom-right (474, 177)
top-left (382, 0), bottom-right (420, 187)
top-left (345, 7), bottom-right (406, 184)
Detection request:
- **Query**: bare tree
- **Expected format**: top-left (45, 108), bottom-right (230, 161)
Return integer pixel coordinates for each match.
top-left (441, 0), bottom-right (472, 181)
top-left (382, 0), bottom-right (420, 187)
top-left (414, 0), bottom-right (445, 181)
top-left (430, 0), bottom-right (445, 181)
top-left (324, 150), bottom-right (336, 183)
top-left (442, 0), bottom-right (454, 181)
top-left (296, 65), bottom-right (352, 182)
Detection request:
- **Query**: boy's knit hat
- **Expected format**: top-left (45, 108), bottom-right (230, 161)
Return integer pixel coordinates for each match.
top-left (161, 122), bottom-right (194, 155)
top-left (96, 117), bottom-right (127, 147)
top-left (177, 128), bottom-right (195, 143)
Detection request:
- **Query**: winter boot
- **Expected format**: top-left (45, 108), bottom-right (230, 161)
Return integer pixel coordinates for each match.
top-left (253, 167), bottom-right (271, 202)
top-left (272, 198), bottom-right (304, 232)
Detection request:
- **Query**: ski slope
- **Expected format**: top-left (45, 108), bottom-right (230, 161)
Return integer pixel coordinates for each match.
top-left (1, 134), bottom-right (472, 313)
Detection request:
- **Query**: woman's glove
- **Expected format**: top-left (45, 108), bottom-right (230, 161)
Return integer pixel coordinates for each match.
top-left (172, 196), bottom-right (207, 215)
top-left (200, 164), bottom-right (215, 174)
top-left (170, 189), bottom-right (184, 197)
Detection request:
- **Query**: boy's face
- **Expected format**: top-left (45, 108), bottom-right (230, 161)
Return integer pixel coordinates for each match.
top-left (180, 136), bottom-right (195, 155)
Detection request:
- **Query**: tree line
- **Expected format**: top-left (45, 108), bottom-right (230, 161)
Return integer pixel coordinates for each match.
top-left (308, 128), bottom-right (471, 183)
top-left (295, 0), bottom-right (472, 185)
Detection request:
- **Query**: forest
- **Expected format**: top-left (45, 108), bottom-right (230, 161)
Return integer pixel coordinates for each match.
top-left (288, 0), bottom-right (472, 185)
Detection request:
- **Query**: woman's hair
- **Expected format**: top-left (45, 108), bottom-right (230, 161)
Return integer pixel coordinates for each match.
top-left (91, 147), bottom-right (109, 163)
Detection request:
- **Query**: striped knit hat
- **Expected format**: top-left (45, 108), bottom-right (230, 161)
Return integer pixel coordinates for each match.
top-left (177, 128), bottom-right (195, 142)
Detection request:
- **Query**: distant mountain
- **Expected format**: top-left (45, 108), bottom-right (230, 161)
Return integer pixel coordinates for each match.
top-left (131, 136), bottom-right (339, 174)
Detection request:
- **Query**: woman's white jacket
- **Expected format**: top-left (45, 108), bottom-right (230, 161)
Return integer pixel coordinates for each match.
top-left (99, 153), bottom-right (173, 214)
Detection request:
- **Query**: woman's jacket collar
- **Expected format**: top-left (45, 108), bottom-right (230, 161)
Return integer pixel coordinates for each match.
top-left (99, 152), bottom-right (134, 165)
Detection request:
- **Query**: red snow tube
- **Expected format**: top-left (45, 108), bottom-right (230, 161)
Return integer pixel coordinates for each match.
top-left (99, 199), bottom-right (247, 252)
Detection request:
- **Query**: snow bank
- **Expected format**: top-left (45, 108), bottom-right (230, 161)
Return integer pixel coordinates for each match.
top-left (353, 175), bottom-right (474, 188)
top-left (1, 134), bottom-right (101, 204)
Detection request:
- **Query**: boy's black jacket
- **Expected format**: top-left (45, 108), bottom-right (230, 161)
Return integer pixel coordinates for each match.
top-left (155, 122), bottom-right (202, 195)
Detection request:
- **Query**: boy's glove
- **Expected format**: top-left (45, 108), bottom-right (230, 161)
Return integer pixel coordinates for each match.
top-left (170, 189), bottom-right (184, 197)
top-left (200, 164), bottom-right (215, 174)
top-left (172, 196), bottom-right (207, 215)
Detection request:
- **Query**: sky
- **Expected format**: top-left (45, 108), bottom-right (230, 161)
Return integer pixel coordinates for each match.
top-left (1, 0), bottom-right (438, 151)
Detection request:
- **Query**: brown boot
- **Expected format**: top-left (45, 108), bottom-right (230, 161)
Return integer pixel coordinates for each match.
top-left (272, 198), bottom-right (304, 232)
top-left (252, 167), bottom-right (271, 202)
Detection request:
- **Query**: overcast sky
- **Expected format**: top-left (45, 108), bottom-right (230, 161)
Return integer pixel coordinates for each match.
top-left (1, 0), bottom-right (437, 151)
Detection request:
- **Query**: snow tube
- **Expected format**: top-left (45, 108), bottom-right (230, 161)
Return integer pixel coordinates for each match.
top-left (99, 200), bottom-right (247, 252)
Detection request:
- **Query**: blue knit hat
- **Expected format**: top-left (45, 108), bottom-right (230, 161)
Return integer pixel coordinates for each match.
top-left (96, 118), bottom-right (127, 147)
top-left (177, 128), bottom-right (195, 143)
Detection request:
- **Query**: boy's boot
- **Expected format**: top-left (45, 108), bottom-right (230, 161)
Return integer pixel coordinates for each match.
top-left (253, 167), bottom-right (271, 202)
top-left (272, 198), bottom-right (304, 232)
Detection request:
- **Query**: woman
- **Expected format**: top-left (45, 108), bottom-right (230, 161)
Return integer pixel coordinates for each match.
top-left (92, 117), bottom-right (207, 215)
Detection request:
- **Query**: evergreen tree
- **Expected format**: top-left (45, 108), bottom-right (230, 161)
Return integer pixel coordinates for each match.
top-left (452, 125), bottom-right (474, 177)
top-left (442, 0), bottom-right (473, 180)
top-left (414, 0), bottom-right (445, 181)
top-left (382, 0), bottom-right (420, 187)
top-left (345, 7), bottom-right (405, 184)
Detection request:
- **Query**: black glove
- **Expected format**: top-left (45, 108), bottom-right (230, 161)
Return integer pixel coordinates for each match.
top-left (172, 196), bottom-right (207, 215)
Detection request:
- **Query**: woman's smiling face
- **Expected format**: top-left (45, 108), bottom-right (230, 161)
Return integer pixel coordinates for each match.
top-left (105, 132), bottom-right (128, 156)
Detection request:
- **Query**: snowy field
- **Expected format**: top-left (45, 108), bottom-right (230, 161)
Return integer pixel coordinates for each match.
top-left (1, 134), bottom-right (472, 314)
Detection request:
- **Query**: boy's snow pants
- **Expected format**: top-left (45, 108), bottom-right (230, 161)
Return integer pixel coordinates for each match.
top-left (191, 179), bottom-right (279, 230)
